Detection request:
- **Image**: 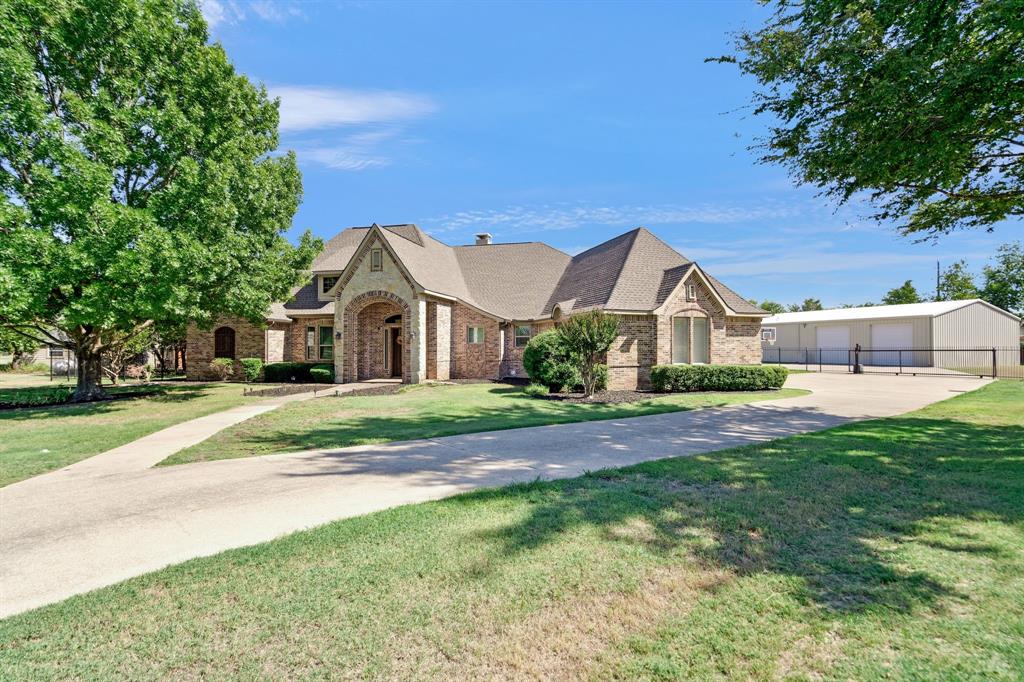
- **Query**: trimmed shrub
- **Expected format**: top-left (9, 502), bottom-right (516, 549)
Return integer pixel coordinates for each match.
top-left (522, 330), bottom-right (580, 391)
top-left (309, 367), bottom-right (333, 383)
top-left (262, 362), bottom-right (334, 383)
top-left (239, 357), bottom-right (263, 382)
top-left (0, 386), bottom-right (74, 408)
top-left (523, 382), bottom-right (549, 398)
top-left (650, 364), bottom-right (788, 393)
top-left (208, 358), bottom-right (234, 381)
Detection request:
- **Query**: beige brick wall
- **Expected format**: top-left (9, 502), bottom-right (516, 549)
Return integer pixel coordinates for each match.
top-left (451, 303), bottom-right (501, 379)
top-left (426, 300), bottom-right (452, 381)
top-left (605, 314), bottom-right (658, 390)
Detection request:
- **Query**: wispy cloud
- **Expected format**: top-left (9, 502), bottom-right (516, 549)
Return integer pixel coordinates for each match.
top-left (431, 202), bottom-right (804, 233)
top-left (199, 0), bottom-right (303, 29)
top-left (270, 86), bottom-right (439, 132)
top-left (295, 130), bottom-right (400, 171)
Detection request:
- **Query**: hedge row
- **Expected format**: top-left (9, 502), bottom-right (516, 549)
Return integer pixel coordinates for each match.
top-left (650, 364), bottom-right (788, 393)
top-left (263, 362), bottom-right (335, 383)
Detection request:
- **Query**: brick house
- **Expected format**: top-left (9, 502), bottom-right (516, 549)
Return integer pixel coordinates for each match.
top-left (187, 224), bottom-right (767, 389)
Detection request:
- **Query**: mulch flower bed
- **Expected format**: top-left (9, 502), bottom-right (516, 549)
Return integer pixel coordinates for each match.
top-left (540, 390), bottom-right (662, 405)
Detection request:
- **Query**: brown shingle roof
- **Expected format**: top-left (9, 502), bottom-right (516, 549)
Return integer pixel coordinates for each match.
top-left (276, 224), bottom-right (764, 321)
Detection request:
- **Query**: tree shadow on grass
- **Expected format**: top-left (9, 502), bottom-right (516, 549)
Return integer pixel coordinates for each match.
top-left (461, 416), bottom-right (1024, 615)
top-left (0, 383), bottom-right (226, 421)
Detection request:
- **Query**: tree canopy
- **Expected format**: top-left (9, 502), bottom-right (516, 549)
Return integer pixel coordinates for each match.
top-left (788, 298), bottom-right (823, 312)
top-left (981, 241), bottom-right (1024, 315)
top-left (882, 280), bottom-right (922, 305)
top-left (936, 260), bottom-right (981, 301)
top-left (0, 0), bottom-right (320, 399)
top-left (715, 0), bottom-right (1024, 237)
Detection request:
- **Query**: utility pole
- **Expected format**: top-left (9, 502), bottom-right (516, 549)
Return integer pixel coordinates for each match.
top-left (935, 260), bottom-right (941, 301)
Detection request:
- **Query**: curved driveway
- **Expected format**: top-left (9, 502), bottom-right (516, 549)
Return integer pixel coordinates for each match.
top-left (0, 372), bottom-right (989, 618)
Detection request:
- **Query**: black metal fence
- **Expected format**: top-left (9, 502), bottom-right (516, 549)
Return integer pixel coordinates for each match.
top-left (762, 346), bottom-right (1024, 380)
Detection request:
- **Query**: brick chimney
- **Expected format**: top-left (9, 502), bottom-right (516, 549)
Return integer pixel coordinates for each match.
top-left (475, 232), bottom-right (492, 245)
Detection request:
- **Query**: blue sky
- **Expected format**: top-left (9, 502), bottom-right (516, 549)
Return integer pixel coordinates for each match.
top-left (202, 0), bottom-right (1021, 308)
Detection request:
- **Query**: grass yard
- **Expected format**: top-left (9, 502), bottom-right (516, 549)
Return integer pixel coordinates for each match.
top-left (163, 382), bottom-right (808, 466)
top-left (2, 381), bottom-right (1021, 680)
top-left (0, 383), bottom-right (262, 487)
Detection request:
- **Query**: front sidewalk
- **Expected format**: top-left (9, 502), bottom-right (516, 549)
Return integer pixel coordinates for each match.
top-left (0, 373), bottom-right (990, 618)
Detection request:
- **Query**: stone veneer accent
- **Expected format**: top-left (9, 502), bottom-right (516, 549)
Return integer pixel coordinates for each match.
top-left (426, 300), bottom-right (452, 381)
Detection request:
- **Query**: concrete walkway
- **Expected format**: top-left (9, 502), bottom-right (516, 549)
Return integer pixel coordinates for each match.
top-left (0, 373), bottom-right (989, 618)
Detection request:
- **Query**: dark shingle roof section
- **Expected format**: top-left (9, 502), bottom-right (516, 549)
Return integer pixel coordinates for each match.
top-left (269, 281), bottom-right (334, 319)
top-left (544, 230), bottom-right (639, 314)
top-left (284, 223), bottom-right (764, 321)
top-left (455, 243), bottom-right (571, 320)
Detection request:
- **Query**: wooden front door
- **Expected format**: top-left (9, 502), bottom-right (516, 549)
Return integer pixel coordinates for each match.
top-left (389, 328), bottom-right (403, 378)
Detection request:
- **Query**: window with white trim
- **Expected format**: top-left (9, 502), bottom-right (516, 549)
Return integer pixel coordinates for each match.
top-left (467, 326), bottom-right (485, 344)
top-left (370, 248), bottom-right (383, 271)
top-left (321, 275), bottom-right (339, 294)
top-left (318, 326), bottom-right (334, 360)
top-left (514, 325), bottom-right (531, 347)
top-left (305, 326), bottom-right (316, 360)
top-left (686, 284), bottom-right (697, 301)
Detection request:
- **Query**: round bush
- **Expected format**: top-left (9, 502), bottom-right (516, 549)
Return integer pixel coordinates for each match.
top-left (522, 330), bottom-right (580, 391)
top-left (239, 357), bottom-right (263, 382)
top-left (309, 367), bottom-right (333, 383)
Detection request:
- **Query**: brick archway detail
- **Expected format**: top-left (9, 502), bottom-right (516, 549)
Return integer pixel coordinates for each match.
top-left (342, 290), bottom-right (412, 383)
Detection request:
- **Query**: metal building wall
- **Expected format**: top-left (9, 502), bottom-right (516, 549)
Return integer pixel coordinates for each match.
top-left (931, 302), bottom-right (1020, 370)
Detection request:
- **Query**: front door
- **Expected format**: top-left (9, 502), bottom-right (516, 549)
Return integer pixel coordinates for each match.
top-left (390, 328), bottom-right (403, 378)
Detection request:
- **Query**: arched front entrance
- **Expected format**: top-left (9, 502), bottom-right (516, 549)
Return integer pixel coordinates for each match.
top-left (342, 291), bottom-right (412, 383)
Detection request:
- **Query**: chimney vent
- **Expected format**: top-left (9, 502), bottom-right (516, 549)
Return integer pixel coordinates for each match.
top-left (475, 232), bottom-right (492, 245)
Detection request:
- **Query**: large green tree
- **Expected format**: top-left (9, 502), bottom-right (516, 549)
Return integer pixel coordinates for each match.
top-left (882, 280), bottom-right (921, 305)
top-left (715, 0), bottom-right (1024, 237)
top-left (981, 241), bottom-right (1024, 314)
top-left (0, 0), bottom-right (319, 400)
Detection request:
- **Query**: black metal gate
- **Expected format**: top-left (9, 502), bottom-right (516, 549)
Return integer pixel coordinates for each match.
top-left (762, 346), bottom-right (1023, 379)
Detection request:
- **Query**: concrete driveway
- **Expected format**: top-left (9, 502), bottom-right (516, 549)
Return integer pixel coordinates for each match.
top-left (0, 372), bottom-right (989, 618)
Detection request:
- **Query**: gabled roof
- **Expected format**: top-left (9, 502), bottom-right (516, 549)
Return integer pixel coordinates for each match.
top-left (289, 224), bottom-right (764, 321)
top-left (762, 299), bottom-right (1019, 324)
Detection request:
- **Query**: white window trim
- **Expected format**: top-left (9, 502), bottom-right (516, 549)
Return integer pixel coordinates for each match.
top-left (305, 325), bottom-right (316, 361)
top-left (467, 325), bottom-right (485, 344)
top-left (514, 324), bottom-right (531, 347)
top-left (686, 284), bottom-right (697, 301)
top-left (318, 325), bottom-right (334, 361)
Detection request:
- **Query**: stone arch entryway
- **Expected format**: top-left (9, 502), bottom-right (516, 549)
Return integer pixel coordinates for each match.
top-left (342, 291), bottom-right (412, 383)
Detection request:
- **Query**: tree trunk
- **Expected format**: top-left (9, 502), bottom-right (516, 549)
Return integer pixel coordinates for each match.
top-left (73, 347), bottom-right (108, 402)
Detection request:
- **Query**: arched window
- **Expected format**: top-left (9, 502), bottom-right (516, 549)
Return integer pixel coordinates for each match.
top-left (384, 314), bottom-right (402, 324)
top-left (214, 327), bottom-right (236, 359)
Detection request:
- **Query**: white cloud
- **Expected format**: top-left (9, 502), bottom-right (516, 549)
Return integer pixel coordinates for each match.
top-left (694, 249), bottom-right (992, 277)
top-left (199, 0), bottom-right (303, 28)
top-left (270, 86), bottom-right (439, 132)
top-left (431, 202), bottom-right (803, 233)
top-left (295, 129), bottom-right (403, 171)
top-left (249, 0), bottom-right (304, 22)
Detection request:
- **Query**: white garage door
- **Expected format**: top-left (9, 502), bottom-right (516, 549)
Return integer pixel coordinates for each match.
top-left (871, 323), bottom-right (914, 366)
top-left (816, 326), bottom-right (850, 365)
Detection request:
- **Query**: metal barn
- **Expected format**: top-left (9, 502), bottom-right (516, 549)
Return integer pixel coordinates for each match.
top-left (760, 299), bottom-right (1021, 373)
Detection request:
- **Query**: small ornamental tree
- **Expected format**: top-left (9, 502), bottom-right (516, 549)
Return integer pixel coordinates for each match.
top-left (0, 0), bottom-right (320, 401)
top-left (555, 310), bottom-right (620, 397)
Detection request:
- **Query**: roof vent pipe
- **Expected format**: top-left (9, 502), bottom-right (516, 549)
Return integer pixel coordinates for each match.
top-left (475, 232), bottom-right (492, 245)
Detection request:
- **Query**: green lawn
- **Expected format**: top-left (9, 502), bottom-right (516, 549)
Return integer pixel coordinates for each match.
top-left (0, 383), bottom-right (261, 487)
top-left (2, 381), bottom-right (1020, 680)
top-left (162, 383), bottom-right (808, 466)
